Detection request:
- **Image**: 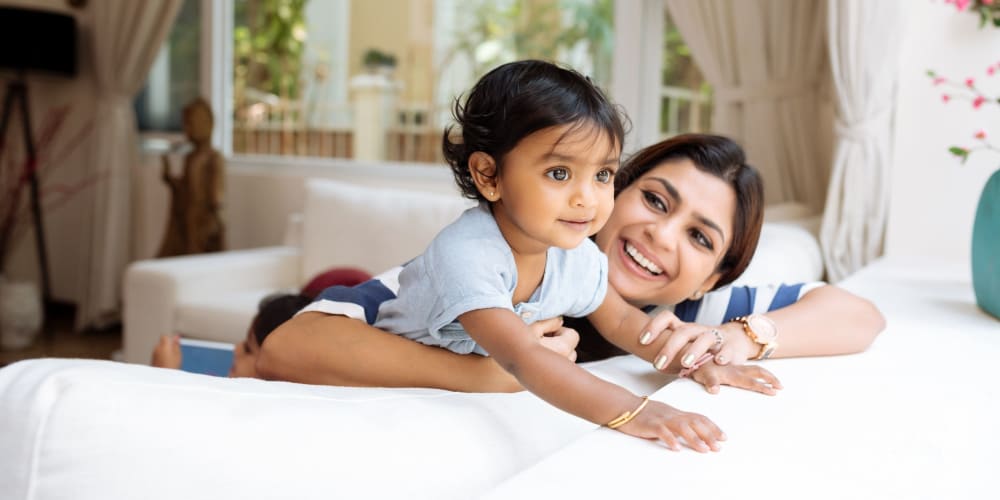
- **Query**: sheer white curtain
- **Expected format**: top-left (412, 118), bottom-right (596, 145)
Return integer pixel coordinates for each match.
top-left (821, 0), bottom-right (908, 281)
top-left (78, 0), bottom-right (181, 329)
top-left (664, 0), bottom-right (827, 208)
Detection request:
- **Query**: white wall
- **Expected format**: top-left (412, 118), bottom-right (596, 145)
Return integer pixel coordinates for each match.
top-left (887, 3), bottom-right (1000, 264)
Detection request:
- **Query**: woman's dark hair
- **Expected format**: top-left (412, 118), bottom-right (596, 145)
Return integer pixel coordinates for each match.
top-left (615, 134), bottom-right (765, 290)
top-left (443, 60), bottom-right (626, 201)
top-left (251, 293), bottom-right (313, 347)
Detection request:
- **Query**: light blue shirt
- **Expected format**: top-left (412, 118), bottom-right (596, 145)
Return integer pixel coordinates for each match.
top-left (373, 203), bottom-right (608, 355)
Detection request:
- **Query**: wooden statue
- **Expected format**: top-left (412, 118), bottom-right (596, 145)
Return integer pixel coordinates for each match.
top-left (158, 98), bottom-right (225, 257)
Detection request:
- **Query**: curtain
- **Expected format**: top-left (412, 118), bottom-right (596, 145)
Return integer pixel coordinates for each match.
top-left (664, 0), bottom-right (827, 209)
top-left (77, 0), bottom-right (182, 329)
top-left (821, 0), bottom-right (908, 281)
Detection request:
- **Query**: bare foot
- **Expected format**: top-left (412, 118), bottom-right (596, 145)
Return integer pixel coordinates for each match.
top-left (151, 334), bottom-right (182, 369)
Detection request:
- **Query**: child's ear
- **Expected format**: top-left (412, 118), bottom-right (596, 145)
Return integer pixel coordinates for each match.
top-left (468, 152), bottom-right (499, 201)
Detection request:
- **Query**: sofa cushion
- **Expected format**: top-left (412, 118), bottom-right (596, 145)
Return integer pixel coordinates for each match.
top-left (300, 179), bottom-right (475, 282)
top-left (175, 288), bottom-right (294, 344)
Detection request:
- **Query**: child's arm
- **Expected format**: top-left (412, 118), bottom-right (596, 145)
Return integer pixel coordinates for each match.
top-left (586, 286), bottom-right (702, 371)
top-left (459, 308), bottom-right (725, 452)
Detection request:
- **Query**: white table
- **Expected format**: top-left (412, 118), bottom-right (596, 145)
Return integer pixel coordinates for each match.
top-left (482, 257), bottom-right (1000, 500)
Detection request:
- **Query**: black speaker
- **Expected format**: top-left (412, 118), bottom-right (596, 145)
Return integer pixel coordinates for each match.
top-left (0, 7), bottom-right (77, 77)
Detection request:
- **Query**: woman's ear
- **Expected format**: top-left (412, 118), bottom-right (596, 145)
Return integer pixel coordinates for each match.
top-left (468, 152), bottom-right (499, 201)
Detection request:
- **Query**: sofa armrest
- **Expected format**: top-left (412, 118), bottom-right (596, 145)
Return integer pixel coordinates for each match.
top-left (122, 246), bottom-right (301, 364)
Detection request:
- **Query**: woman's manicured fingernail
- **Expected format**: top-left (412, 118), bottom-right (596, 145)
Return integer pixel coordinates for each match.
top-left (639, 331), bottom-right (653, 345)
top-left (654, 355), bottom-right (668, 370)
top-left (682, 353), bottom-right (695, 367)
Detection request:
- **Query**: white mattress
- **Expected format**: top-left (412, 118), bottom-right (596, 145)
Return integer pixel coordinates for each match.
top-left (3, 257), bottom-right (993, 499)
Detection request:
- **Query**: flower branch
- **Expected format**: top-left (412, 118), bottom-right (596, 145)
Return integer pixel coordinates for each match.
top-left (928, 65), bottom-right (1000, 170)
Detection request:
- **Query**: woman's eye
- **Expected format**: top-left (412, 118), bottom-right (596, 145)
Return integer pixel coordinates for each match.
top-left (691, 230), bottom-right (713, 250)
top-left (595, 169), bottom-right (614, 184)
top-left (642, 191), bottom-right (666, 212)
top-left (546, 168), bottom-right (569, 181)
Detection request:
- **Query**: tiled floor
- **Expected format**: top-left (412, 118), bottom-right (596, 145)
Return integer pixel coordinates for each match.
top-left (0, 304), bottom-right (121, 368)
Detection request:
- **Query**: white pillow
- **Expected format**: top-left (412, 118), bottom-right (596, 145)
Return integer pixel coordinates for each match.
top-left (300, 179), bottom-right (475, 282)
top-left (733, 221), bottom-right (824, 286)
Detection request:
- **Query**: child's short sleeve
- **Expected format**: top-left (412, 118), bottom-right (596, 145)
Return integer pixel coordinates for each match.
top-left (420, 229), bottom-right (517, 336)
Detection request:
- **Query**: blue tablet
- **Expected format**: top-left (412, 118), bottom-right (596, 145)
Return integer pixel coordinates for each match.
top-left (179, 338), bottom-right (234, 377)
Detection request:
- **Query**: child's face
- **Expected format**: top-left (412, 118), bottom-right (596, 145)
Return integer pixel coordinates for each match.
top-left (490, 124), bottom-right (620, 254)
top-left (229, 327), bottom-right (260, 378)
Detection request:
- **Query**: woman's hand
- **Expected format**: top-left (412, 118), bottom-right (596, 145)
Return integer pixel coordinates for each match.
top-left (639, 316), bottom-right (756, 371)
top-left (688, 362), bottom-right (782, 395)
top-left (616, 398), bottom-right (726, 452)
top-left (531, 316), bottom-right (579, 362)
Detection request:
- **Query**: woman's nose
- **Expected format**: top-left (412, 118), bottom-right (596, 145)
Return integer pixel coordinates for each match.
top-left (644, 218), bottom-right (680, 252)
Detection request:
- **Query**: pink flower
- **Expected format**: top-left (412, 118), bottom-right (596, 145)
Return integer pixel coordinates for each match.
top-left (975, 130), bottom-right (987, 140)
top-left (989, 66), bottom-right (997, 76)
top-left (955, 0), bottom-right (971, 10)
top-left (933, 76), bottom-right (947, 85)
top-left (973, 96), bottom-right (986, 108)
top-left (942, 94), bottom-right (951, 103)
top-left (966, 77), bottom-right (975, 88)
top-left (983, 0), bottom-right (994, 5)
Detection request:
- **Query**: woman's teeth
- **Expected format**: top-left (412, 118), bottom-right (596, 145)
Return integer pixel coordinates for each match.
top-left (625, 242), bottom-right (662, 275)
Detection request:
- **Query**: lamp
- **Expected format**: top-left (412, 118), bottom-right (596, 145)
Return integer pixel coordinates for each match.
top-left (0, 7), bottom-right (77, 307)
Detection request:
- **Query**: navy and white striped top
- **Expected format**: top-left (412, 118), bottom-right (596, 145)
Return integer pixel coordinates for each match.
top-left (300, 265), bottom-right (822, 330)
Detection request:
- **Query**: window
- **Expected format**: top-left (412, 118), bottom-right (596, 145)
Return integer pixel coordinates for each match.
top-left (228, 0), bottom-right (614, 163)
top-left (659, 8), bottom-right (710, 139)
top-left (135, 0), bottom-right (201, 132)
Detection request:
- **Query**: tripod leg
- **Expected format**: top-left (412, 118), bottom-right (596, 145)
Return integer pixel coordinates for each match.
top-left (16, 82), bottom-right (53, 309)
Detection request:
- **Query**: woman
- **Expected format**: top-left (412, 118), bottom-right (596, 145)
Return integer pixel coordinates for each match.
top-left (256, 134), bottom-right (884, 393)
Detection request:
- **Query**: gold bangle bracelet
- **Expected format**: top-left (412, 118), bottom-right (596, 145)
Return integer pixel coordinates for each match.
top-left (606, 396), bottom-right (650, 429)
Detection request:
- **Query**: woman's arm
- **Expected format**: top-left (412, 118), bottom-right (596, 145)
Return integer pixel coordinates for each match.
top-left (256, 312), bottom-right (580, 393)
top-left (645, 284), bottom-right (886, 369)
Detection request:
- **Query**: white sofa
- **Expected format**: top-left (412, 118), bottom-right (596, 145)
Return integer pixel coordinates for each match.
top-left (2, 257), bottom-right (997, 499)
top-left (121, 178), bottom-right (825, 364)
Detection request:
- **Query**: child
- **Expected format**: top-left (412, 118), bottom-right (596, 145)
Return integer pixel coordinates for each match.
top-left (366, 60), bottom-right (724, 451)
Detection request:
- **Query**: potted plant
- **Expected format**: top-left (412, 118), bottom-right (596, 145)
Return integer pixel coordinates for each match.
top-left (929, 64), bottom-right (1000, 319)
top-left (362, 48), bottom-right (397, 77)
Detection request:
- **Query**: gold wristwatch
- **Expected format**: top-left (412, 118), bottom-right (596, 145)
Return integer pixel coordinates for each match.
top-left (733, 314), bottom-right (778, 360)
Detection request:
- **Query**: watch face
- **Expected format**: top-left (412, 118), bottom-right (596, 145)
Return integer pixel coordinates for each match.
top-left (748, 315), bottom-right (777, 343)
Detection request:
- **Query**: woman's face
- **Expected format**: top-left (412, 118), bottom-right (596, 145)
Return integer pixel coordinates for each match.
top-left (595, 158), bottom-right (736, 306)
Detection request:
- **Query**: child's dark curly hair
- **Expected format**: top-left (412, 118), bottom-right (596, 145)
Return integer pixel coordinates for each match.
top-left (442, 60), bottom-right (627, 201)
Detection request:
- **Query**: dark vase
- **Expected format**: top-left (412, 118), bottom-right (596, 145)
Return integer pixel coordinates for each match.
top-left (972, 169), bottom-right (1000, 320)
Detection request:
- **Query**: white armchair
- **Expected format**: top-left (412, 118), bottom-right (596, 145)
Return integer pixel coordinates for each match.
top-left (122, 179), bottom-right (474, 364)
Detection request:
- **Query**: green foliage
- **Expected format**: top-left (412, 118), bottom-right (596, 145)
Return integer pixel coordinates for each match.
top-left (363, 49), bottom-right (397, 69)
top-left (233, 0), bottom-right (309, 100)
top-left (446, 0), bottom-right (614, 87)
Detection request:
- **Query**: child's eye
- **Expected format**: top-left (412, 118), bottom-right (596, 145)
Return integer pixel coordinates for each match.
top-left (595, 169), bottom-right (614, 184)
top-left (546, 168), bottom-right (569, 181)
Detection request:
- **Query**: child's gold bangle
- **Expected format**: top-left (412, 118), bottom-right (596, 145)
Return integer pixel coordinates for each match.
top-left (606, 396), bottom-right (650, 429)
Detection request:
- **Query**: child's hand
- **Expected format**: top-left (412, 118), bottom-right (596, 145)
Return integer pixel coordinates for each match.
top-left (689, 362), bottom-right (782, 395)
top-left (151, 334), bottom-right (182, 369)
top-left (530, 316), bottom-right (579, 362)
top-left (616, 399), bottom-right (726, 452)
